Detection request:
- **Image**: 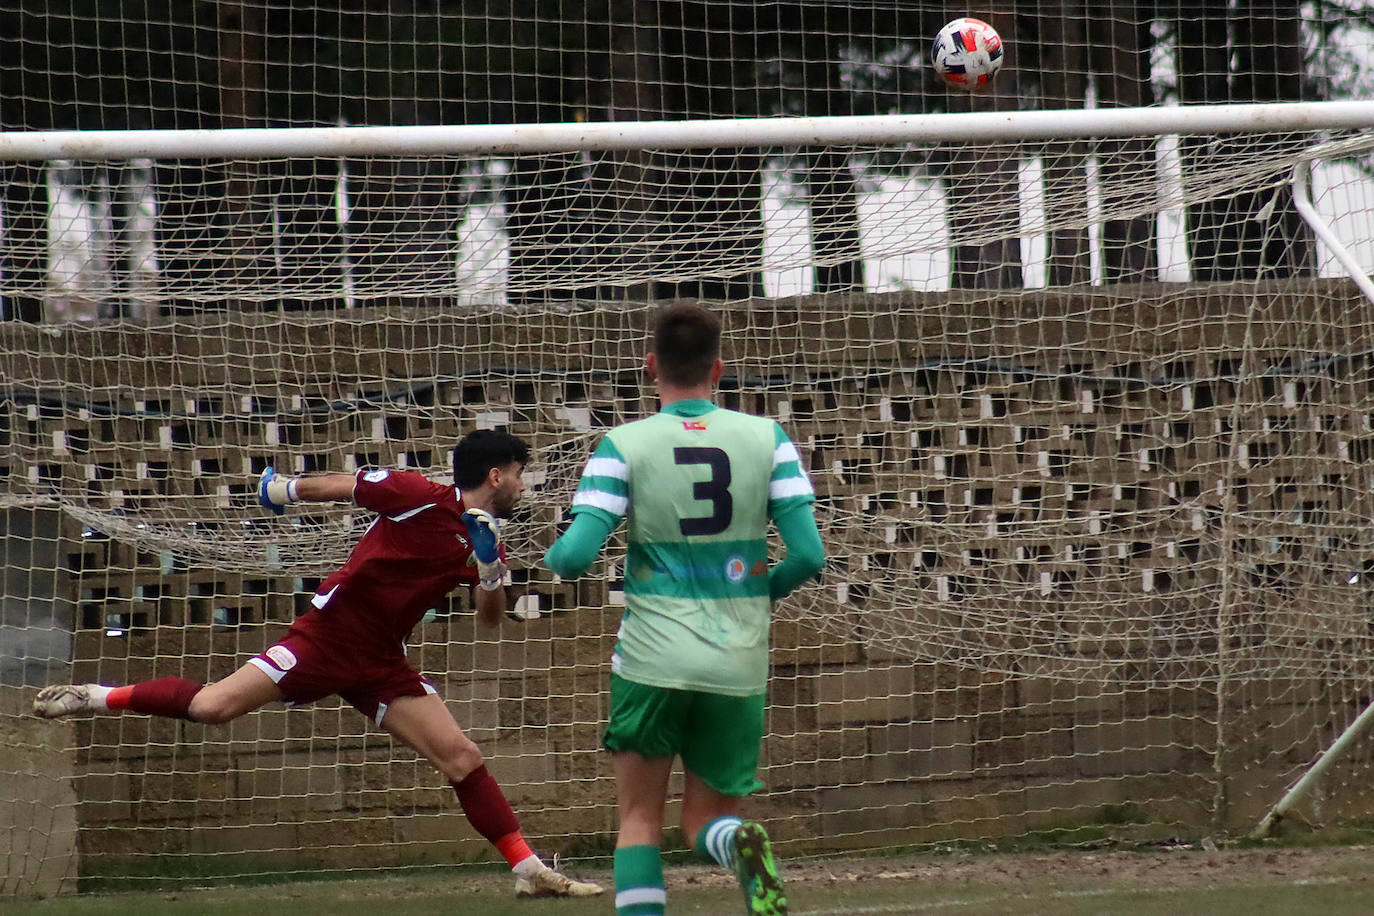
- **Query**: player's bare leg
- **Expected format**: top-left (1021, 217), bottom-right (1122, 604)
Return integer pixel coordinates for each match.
top-left (186, 664), bottom-right (283, 723)
top-left (613, 751), bottom-right (674, 846)
top-left (383, 693), bottom-right (602, 898)
top-left (680, 769), bottom-right (740, 845)
top-left (380, 692), bottom-right (484, 781)
top-left (611, 751), bottom-right (674, 915)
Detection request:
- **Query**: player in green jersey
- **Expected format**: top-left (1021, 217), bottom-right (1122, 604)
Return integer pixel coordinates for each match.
top-left (545, 303), bottom-right (824, 916)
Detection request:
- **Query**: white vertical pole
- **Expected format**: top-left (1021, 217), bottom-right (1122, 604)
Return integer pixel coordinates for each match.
top-left (1250, 163), bottom-right (1374, 840)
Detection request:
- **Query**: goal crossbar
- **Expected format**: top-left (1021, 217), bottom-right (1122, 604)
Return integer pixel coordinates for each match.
top-left (2, 100), bottom-right (1374, 161)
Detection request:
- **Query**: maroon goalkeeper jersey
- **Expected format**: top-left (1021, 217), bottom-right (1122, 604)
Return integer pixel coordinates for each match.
top-left (289, 468), bottom-right (502, 654)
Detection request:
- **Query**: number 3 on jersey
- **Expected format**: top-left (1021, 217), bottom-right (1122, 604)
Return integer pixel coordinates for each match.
top-left (674, 446), bottom-right (732, 535)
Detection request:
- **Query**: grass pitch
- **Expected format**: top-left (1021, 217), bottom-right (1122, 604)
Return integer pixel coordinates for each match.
top-left (10, 841), bottom-right (1374, 916)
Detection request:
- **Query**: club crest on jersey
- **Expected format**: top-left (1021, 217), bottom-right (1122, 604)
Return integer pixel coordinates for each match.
top-left (266, 645), bottom-right (298, 671)
top-left (682, 420), bottom-right (708, 431)
top-left (725, 555), bottom-right (748, 583)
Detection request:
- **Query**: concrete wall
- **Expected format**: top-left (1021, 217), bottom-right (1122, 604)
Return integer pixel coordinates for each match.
top-left (1, 509), bottom-right (79, 896)
top-left (0, 689), bottom-right (79, 896)
top-left (5, 283), bottom-right (1374, 881)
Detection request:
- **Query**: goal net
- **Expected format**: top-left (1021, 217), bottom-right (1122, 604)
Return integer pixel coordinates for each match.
top-left (6, 117), bottom-right (1374, 893)
top-left (7, 4), bottom-right (1374, 899)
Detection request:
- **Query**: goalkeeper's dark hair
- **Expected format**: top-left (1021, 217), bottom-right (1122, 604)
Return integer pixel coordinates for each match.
top-left (453, 429), bottom-right (529, 490)
top-left (652, 302), bottom-right (721, 387)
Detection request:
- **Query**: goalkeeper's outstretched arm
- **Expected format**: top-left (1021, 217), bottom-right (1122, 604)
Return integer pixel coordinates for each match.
top-left (260, 468), bottom-right (515, 627)
top-left (258, 468), bottom-right (356, 512)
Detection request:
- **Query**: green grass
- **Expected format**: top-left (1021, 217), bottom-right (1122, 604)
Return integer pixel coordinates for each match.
top-left (1235, 820), bottom-right (1374, 849)
top-left (818, 803), bottom-right (1174, 862)
top-left (14, 820), bottom-right (1374, 915)
top-left (12, 856), bottom-right (1374, 916)
top-left (74, 826), bottom-right (709, 895)
top-left (76, 851), bottom-right (516, 895)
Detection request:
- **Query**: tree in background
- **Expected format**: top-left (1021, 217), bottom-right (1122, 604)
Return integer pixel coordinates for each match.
top-left (1167, 0), bottom-right (1316, 281)
top-left (259, 3), bottom-right (347, 311)
top-left (935, 5), bottom-right (1024, 290)
top-left (0, 1), bottom-right (221, 319)
top-left (346, 3), bottom-right (457, 307)
top-left (1020, 0), bottom-right (1157, 286)
top-left (0, 1), bottom-right (1356, 319)
top-left (789, 3), bottom-right (869, 294)
top-left (649, 0), bottom-right (768, 301)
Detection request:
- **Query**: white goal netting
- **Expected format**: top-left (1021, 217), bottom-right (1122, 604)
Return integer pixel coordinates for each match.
top-left (8, 0), bottom-right (1374, 899)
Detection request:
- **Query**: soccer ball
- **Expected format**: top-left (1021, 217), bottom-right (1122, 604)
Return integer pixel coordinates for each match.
top-left (931, 18), bottom-right (1004, 90)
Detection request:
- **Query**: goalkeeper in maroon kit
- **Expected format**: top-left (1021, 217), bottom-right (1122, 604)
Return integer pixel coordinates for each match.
top-left (33, 429), bottom-right (602, 899)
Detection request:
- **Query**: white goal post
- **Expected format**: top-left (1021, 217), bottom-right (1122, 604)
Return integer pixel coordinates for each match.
top-left (2, 100), bottom-right (1374, 159)
top-left (1245, 162), bottom-right (1374, 839)
top-left (8, 99), bottom-right (1374, 893)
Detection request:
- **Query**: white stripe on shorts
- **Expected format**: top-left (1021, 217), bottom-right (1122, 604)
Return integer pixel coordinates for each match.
top-left (375, 681), bottom-right (439, 727)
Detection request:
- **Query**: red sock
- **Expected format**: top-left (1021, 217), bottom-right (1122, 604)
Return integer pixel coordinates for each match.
top-left (107, 677), bottom-right (203, 720)
top-left (452, 765), bottom-right (530, 866)
top-left (495, 831), bottom-right (535, 868)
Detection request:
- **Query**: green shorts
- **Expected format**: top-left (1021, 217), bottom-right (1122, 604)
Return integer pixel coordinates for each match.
top-left (602, 673), bottom-right (765, 797)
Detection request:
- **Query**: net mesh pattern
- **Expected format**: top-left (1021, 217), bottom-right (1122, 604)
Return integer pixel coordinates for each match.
top-left (6, 0), bottom-right (1374, 896)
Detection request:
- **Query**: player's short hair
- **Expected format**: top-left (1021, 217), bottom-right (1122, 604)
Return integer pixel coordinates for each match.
top-left (652, 302), bottom-right (721, 387)
top-left (453, 429), bottom-right (529, 490)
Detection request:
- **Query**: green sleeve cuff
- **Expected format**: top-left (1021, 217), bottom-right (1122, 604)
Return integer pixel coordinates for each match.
top-left (544, 510), bottom-right (616, 580)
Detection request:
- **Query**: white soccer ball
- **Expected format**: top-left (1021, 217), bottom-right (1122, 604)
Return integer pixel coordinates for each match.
top-left (931, 18), bottom-right (1004, 91)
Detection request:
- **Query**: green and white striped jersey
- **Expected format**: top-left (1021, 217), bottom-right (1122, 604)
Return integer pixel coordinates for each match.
top-left (569, 398), bottom-right (815, 695)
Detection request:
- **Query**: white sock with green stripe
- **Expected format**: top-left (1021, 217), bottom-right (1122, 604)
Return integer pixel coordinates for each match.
top-left (695, 815), bottom-right (743, 870)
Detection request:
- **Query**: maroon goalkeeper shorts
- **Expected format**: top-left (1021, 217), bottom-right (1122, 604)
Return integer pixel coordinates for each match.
top-left (248, 630), bottom-right (436, 726)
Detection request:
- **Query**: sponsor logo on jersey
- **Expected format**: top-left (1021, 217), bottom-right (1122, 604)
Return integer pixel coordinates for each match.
top-left (454, 533), bottom-right (470, 548)
top-left (682, 420), bottom-right (708, 431)
top-left (750, 560), bottom-right (768, 577)
top-left (725, 555), bottom-right (748, 583)
top-left (363, 469), bottom-right (390, 483)
top-left (265, 645), bottom-right (298, 671)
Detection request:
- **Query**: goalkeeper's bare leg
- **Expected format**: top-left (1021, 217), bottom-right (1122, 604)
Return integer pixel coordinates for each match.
top-left (34, 663), bottom-right (281, 722)
top-left (381, 693), bottom-right (603, 898)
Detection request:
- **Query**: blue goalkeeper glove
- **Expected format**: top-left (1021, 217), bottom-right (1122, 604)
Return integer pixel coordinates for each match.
top-left (461, 508), bottom-right (506, 591)
top-left (258, 467), bottom-right (298, 515)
